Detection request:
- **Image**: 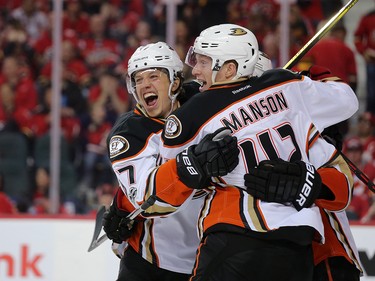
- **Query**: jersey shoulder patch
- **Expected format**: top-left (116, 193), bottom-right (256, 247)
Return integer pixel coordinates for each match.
top-left (109, 135), bottom-right (130, 158)
top-left (164, 114), bottom-right (182, 139)
top-left (107, 110), bottom-right (164, 161)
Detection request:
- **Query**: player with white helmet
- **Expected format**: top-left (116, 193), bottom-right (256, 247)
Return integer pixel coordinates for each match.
top-left (104, 41), bottom-right (238, 281)
top-left (185, 23), bottom-right (259, 92)
top-left (156, 23), bottom-right (358, 280)
top-left (126, 41), bottom-right (185, 117)
top-left (251, 50), bottom-right (363, 281)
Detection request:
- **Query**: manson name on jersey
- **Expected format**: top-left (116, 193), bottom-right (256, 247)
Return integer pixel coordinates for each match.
top-left (221, 90), bottom-right (289, 131)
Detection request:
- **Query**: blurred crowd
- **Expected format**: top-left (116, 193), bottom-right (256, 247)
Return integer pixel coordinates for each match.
top-left (0, 0), bottom-right (374, 221)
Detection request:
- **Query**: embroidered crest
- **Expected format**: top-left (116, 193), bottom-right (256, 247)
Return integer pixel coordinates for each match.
top-left (164, 115), bottom-right (182, 139)
top-left (109, 136), bottom-right (129, 158)
top-left (229, 28), bottom-right (247, 36)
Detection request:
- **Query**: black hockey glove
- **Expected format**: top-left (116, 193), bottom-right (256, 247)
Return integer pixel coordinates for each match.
top-left (176, 127), bottom-right (239, 189)
top-left (321, 124), bottom-right (344, 151)
top-left (102, 199), bottom-right (136, 244)
top-left (244, 159), bottom-right (322, 211)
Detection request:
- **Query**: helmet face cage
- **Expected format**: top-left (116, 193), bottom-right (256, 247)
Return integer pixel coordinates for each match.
top-left (187, 24), bottom-right (259, 78)
top-left (126, 42), bottom-right (184, 99)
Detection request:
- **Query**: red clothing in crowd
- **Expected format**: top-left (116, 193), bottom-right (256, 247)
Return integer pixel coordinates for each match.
top-left (0, 75), bottom-right (37, 112)
top-left (347, 161), bottom-right (375, 219)
top-left (40, 59), bottom-right (90, 85)
top-left (79, 38), bottom-right (122, 66)
top-left (305, 38), bottom-right (356, 83)
top-left (33, 29), bottom-right (79, 57)
top-left (0, 192), bottom-right (17, 214)
top-left (297, 0), bottom-right (324, 29)
top-left (87, 122), bottom-right (112, 146)
top-left (354, 10), bottom-right (375, 57)
top-left (31, 113), bottom-right (81, 143)
top-left (62, 13), bottom-right (90, 38)
top-left (0, 105), bottom-right (33, 132)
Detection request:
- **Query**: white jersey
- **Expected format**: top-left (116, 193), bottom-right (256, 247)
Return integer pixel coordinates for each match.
top-left (107, 106), bottom-right (203, 273)
top-left (160, 69), bottom-right (358, 242)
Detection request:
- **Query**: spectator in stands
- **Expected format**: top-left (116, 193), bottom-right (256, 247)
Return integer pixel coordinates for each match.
top-left (342, 137), bottom-right (375, 220)
top-left (289, 4), bottom-right (313, 60)
top-left (62, 0), bottom-right (90, 38)
top-left (115, 20), bottom-right (158, 76)
top-left (30, 85), bottom-right (81, 145)
top-left (0, 83), bottom-right (33, 134)
top-left (28, 167), bottom-right (74, 214)
top-left (79, 102), bottom-right (114, 191)
top-left (174, 20), bottom-right (195, 80)
top-left (302, 21), bottom-right (357, 90)
top-left (243, 0), bottom-right (279, 49)
top-left (32, 12), bottom-right (79, 69)
top-left (0, 173), bottom-right (18, 214)
top-left (300, 21), bottom-right (357, 137)
top-left (29, 166), bottom-right (51, 214)
top-left (0, 18), bottom-right (37, 75)
top-left (361, 197), bottom-right (375, 223)
top-left (354, 6), bottom-right (375, 114)
top-left (0, 56), bottom-right (37, 113)
top-left (10, 0), bottom-right (49, 45)
top-left (357, 111), bottom-right (375, 164)
top-left (87, 70), bottom-right (129, 125)
top-left (78, 14), bottom-right (122, 78)
top-left (39, 39), bottom-right (91, 90)
top-left (102, 0), bottom-right (141, 43)
top-left (296, 0), bottom-right (326, 30)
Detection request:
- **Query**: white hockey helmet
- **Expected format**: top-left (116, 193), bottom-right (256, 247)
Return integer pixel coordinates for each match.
top-left (253, 51), bottom-right (272, 77)
top-left (126, 42), bottom-right (184, 99)
top-left (186, 23), bottom-right (259, 79)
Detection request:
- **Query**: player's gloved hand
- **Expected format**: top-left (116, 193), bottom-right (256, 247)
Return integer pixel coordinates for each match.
top-left (300, 65), bottom-right (341, 81)
top-left (244, 159), bottom-right (322, 211)
top-left (176, 127), bottom-right (240, 189)
top-left (102, 199), bottom-right (136, 244)
top-left (322, 124), bottom-right (344, 151)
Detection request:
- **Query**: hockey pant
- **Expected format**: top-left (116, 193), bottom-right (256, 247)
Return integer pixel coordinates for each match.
top-left (190, 231), bottom-right (314, 281)
top-left (117, 246), bottom-right (191, 281)
top-left (313, 256), bottom-right (360, 281)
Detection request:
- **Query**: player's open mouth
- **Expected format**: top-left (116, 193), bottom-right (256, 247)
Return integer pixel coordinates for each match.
top-left (196, 80), bottom-right (205, 87)
top-left (196, 80), bottom-right (206, 91)
top-left (144, 93), bottom-right (158, 107)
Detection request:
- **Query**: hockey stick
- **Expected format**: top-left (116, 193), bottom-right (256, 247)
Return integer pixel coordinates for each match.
top-left (283, 0), bottom-right (359, 70)
top-left (281, 0), bottom-right (375, 193)
top-left (87, 205), bottom-right (107, 252)
top-left (87, 195), bottom-right (157, 252)
top-left (340, 151), bottom-right (375, 193)
top-left (322, 135), bottom-right (375, 193)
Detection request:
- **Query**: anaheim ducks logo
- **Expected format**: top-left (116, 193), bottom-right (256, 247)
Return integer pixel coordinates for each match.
top-left (109, 136), bottom-right (129, 158)
top-left (164, 115), bottom-right (182, 139)
top-left (229, 28), bottom-right (247, 36)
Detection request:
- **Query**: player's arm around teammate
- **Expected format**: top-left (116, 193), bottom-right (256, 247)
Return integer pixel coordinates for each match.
top-left (244, 57), bottom-right (363, 281)
top-left (158, 24), bottom-right (359, 281)
top-left (103, 42), bottom-right (238, 281)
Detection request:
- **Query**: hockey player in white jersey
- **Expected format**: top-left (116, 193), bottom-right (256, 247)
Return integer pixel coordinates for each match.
top-left (252, 52), bottom-right (363, 281)
top-left (155, 24), bottom-right (359, 281)
top-left (103, 42), bottom-right (238, 280)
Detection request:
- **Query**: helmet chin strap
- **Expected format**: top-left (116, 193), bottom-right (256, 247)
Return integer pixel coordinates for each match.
top-left (167, 81), bottom-right (179, 117)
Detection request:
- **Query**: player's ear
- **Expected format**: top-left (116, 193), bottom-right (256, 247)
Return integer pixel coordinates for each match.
top-left (225, 62), bottom-right (237, 79)
top-left (171, 77), bottom-right (181, 91)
